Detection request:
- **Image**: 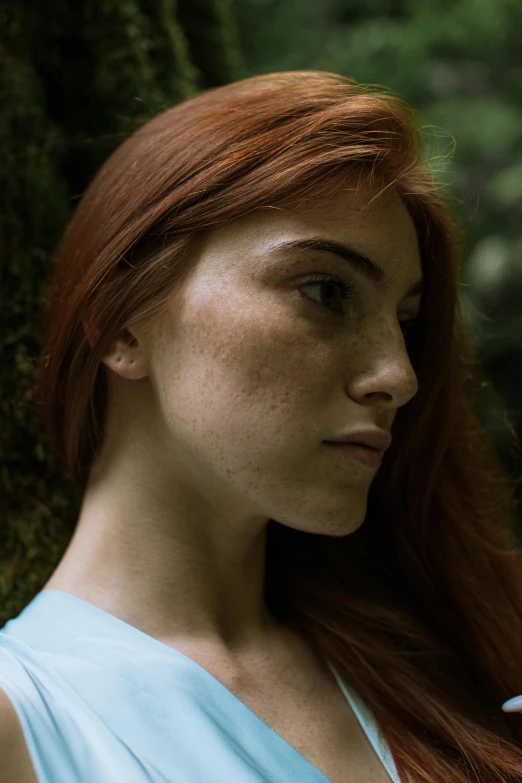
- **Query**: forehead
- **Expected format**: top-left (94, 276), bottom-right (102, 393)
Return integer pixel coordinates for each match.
top-left (192, 184), bottom-right (422, 289)
top-left (285, 187), bottom-right (420, 265)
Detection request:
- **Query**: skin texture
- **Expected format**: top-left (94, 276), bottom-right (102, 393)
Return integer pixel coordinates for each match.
top-left (43, 184), bottom-right (422, 665)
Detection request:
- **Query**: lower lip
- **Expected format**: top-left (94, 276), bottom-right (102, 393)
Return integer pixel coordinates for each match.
top-left (323, 442), bottom-right (383, 470)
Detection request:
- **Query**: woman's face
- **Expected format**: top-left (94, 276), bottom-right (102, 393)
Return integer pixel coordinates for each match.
top-left (127, 185), bottom-right (423, 537)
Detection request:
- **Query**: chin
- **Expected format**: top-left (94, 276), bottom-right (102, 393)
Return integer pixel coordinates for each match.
top-left (278, 512), bottom-right (366, 538)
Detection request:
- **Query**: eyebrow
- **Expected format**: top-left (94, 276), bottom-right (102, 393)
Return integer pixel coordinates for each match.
top-left (269, 237), bottom-right (424, 299)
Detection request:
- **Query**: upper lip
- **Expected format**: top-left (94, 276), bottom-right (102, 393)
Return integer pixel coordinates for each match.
top-left (326, 430), bottom-right (392, 453)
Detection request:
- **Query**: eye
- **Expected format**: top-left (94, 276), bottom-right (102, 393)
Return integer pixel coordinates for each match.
top-left (297, 275), bottom-right (356, 315)
top-left (297, 275), bottom-right (420, 338)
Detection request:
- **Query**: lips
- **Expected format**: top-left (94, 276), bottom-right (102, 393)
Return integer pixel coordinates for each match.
top-left (327, 430), bottom-right (392, 453)
top-left (323, 441), bottom-right (383, 470)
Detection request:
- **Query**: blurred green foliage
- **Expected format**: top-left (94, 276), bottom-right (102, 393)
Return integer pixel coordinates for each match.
top-left (233, 0), bottom-right (522, 240)
top-left (232, 0), bottom-right (522, 525)
top-left (0, 0), bottom-right (243, 624)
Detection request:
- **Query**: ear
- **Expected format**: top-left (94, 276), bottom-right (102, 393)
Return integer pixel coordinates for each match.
top-left (84, 319), bottom-right (150, 381)
top-left (103, 327), bottom-right (150, 380)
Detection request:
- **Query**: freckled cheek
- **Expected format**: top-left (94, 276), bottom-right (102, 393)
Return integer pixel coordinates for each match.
top-left (219, 327), bottom-right (304, 414)
top-left (172, 314), bottom-right (313, 443)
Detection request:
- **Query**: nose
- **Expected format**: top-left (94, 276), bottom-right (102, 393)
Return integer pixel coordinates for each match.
top-left (346, 336), bottom-right (419, 411)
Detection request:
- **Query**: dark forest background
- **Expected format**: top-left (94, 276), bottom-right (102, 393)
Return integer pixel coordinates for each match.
top-left (1, 0), bottom-right (521, 625)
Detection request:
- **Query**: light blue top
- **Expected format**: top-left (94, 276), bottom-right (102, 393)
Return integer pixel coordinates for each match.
top-left (0, 589), bottom-right (401, 782)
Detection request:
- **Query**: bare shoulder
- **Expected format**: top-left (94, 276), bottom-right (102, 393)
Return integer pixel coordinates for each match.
top-left (0, 687), bottom-right (39, 783)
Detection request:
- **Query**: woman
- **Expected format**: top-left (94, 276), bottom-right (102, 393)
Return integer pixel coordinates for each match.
top-left (2, 70), bottom-right (522, 783)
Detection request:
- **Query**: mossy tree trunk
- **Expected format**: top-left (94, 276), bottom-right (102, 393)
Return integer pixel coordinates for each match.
top-left (0, 0), bottom-right (244, 624)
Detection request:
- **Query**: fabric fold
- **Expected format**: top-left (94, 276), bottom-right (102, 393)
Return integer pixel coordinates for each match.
top-left (0, 589), bottom-right (400, 783)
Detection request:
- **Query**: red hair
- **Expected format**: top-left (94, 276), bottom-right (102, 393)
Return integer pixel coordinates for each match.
top-left (34, 71), bottom-right (522, 781)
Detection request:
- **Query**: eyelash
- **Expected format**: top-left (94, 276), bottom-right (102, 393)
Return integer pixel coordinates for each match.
top-left (297, 275), bottom-right (419, 338)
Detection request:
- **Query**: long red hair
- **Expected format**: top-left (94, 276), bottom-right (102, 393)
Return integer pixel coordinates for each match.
top-left (34, 71), bottom-right (522, 781)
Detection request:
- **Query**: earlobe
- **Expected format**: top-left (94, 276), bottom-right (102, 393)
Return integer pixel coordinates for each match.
top-left (100, 327), bottom-right (149, 380)
top-left (83, 317), bottom-right (150, 379)
top-left (101, 347), bottom-right (149, 380)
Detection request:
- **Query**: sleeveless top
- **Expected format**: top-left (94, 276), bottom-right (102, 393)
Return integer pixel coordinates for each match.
top-left (0, 589), bottom-right (401, 782)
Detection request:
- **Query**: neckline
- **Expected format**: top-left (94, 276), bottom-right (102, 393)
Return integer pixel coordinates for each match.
top-left (32, 588), bottom-right (398, 783)
top-left (40, 587), bottom-right (321, 672)
top-left (36, 588), bottom-right (335, 781)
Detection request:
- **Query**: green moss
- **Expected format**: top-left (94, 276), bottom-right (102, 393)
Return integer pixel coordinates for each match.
top-left (0, 0), bottom-right (243, 625)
